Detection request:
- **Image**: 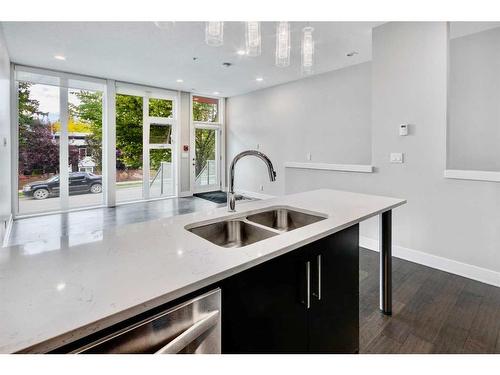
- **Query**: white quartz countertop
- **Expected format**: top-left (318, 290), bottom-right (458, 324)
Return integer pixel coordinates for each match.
top-left (0, 189), bottom-right (405, 353)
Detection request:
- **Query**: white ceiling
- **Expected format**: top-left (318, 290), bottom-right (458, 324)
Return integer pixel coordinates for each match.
top-left (449, 21), bottom-right (500, 39)
top-left (1, 22), bottom-right (381, 97)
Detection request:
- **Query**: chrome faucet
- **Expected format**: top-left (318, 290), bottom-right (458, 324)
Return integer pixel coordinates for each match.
top-left (227, 150), bottom-right (277, 212)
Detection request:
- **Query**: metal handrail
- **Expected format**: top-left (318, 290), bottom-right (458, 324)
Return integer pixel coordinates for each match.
top-left (150, 161), bottom-right (167, 195)
top-left (195, 160), bottom-right (215, 185)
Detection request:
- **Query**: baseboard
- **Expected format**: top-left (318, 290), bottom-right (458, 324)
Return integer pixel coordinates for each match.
top-left (360, 236), bottom-right (500, 288)
top-left (2, 214), bottom-right (13, 248)
top-left (236, 189), bottom-right (276, 200)
top-left (178, 191), bottom-right (193, 198)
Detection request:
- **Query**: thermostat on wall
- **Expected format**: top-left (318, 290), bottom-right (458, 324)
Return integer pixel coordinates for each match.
top-left (399, 124), bottom-right (409, 136)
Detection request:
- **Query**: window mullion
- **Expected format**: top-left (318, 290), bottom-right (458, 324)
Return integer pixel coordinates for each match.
top-left (59, 81), bottom-right (69, 211)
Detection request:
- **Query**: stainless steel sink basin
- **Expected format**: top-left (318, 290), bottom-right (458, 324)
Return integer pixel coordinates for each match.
top-left (246, 207), bottom-right (326, 232)
top-left (188, 220), bottom-right (278, 248)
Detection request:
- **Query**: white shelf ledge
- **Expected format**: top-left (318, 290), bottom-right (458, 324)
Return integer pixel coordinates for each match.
top-left (444, 169), bottom-right (500, 183)
top-left (284, 162), bottom-right (374, 173)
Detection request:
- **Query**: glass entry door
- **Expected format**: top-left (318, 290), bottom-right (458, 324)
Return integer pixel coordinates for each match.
top-left (191, 95), bottom-right (222, 194)
top-left (193, 126), bottom-right (220, 193)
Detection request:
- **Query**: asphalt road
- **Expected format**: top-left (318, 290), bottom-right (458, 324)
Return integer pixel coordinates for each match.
top-left (18, 184), bottom-right (174, 215)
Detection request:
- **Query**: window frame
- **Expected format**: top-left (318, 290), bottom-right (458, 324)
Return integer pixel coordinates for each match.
top-left (10, 66), bottom-right (182, 218)
top-left (12, 65), bottom-right (106, 218)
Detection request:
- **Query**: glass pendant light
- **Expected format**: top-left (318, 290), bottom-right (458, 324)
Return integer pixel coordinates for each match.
top-left (275, 22), bottom-right (291, 67)
top-left (205, 22), bottom-right (224, 47)
top-left (245, 22), bottom-right (261, 56)
top-left (301, 26), bottom-right (314, 75)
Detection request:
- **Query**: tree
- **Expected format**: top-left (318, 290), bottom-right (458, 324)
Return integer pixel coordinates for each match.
top-left (46, 90), bottom-right (217, 178)
top-left (69, 90), bottom-right (103, 172)
top-left (194, 129), bottom-right (215, 177)
top-left (18, 82), bottom-right (39, 127)
top-left (193, 99), bottom-right (218, 178)
top-left (18, 82), bottom-right (79, 176)
top-left (18, 119), bottom-right (80, 175)
top-left (74, 93), bottom-right (175, 171)
top-left (193, 99), bottom-right (218, 122)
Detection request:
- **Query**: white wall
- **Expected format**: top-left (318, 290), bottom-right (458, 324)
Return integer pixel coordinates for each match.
top-left (226, 22), bottom-right (500, 283)
top-left (0, 24), bottom-right (11, 219)
top-left (226, 62), bottom-right (371, 196)
top-left (448, 26), bottom-right (500, 171)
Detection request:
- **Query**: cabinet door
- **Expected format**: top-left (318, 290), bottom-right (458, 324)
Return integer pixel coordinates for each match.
top-left (221, 248), bottom-right (309, 353)
top-left (308, 225), bottom-right (359, 353)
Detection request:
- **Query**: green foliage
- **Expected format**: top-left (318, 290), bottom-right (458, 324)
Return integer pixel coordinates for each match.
top-left (150, 149), bottom-right (171, 171)
top-left (18, 82), bottom-right (40, 149)
top-left (195, 128), bottom-right (216, 177)
top-left (149, 98), bottom-right (173, 118)
top-left (115, 94), bottom-right (143, 169)
top-left (18, 84), bottom-right (218, 181)
top-left (70, 90), bottom-right (103, 171)
top-left (193, 101), bottom-right (218, 122)
top-left (18, 82), bottom-right (39, 126)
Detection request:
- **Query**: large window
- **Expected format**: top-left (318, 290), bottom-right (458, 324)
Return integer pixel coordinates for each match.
top-left (13, 67), bottom-right (179, 217)
top-left (191, 95), bottom-right (223, 193)
top-left (15, 68), bottom-right (105, 216)
top-left (115, 86), bottom-right (177, 203)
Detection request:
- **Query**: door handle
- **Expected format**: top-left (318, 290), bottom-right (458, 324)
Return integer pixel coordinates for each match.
top-left (154, 310), bottom-right (219, 354)
top-left (306, 261), bottom-right (311, 309)
top-left (313, 254), bottom-right (321, 301)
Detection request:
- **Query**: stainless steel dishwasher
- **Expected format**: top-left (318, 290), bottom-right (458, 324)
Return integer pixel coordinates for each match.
top-left (72, 288), bottom-right (221, 354)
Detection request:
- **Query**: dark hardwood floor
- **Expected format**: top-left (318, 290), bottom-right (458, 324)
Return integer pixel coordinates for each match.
top-left (359, 248), bottom-right (500, 353)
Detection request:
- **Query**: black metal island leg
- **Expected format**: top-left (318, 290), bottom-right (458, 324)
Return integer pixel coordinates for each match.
top-left (380, 210), bottom-right (392, 315)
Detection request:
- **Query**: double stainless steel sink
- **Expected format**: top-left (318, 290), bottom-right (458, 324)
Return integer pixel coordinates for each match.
top-left (186, 207), bottom-right (327, 248)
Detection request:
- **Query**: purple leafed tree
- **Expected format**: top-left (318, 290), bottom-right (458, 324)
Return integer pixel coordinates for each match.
top-left (19, 119), bottom-right (79, 175)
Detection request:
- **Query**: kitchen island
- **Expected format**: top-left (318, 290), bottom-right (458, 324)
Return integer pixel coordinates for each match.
top-left (0, 189), bottom-right (405, 353)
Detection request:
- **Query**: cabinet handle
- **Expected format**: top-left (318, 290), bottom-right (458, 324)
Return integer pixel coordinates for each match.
top-left (315, 254), bottom-right (322, 300)
top-left (306, 261), bottom-right (311, 309)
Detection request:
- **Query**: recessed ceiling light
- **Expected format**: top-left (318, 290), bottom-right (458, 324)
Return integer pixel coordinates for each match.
top-left (237, 49), bottom-right (247, 56)
top-left (176, 79), bottom-right (184, 83)
top-left (54, 55), bottom-right (66, 61)
top-left (213, 91), bottom-right (220, 95)
top-left (256, 77), bottom-right (264, 82)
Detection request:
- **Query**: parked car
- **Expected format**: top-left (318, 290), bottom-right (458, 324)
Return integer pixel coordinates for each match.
top-left (23, 172), bottom-right (103, 200)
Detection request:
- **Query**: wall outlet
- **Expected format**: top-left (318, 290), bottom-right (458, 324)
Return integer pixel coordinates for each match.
top-left (306, 152), bottom-right (312, 161)
top-left (259, 185), bottom-right (264, 191)
top-left (390, 152), bottom-right (404, 163)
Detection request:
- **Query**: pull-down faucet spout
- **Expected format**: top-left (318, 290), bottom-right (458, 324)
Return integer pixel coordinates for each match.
top-left (227, 150), bottom-right (276, 212)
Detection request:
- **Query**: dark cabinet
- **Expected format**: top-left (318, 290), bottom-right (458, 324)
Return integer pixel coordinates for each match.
top-left (308, 225), bottom-right (359, 353)
top-left (221, 245), bottom-right (309, 353)
top-left (221, 224), bottom-right (359, 354)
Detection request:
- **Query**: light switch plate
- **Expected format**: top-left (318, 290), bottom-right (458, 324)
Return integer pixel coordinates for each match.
top-left (390, 152), bottom-right (404, 163)
top-left (399, 124), bottom-right (409, 136)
